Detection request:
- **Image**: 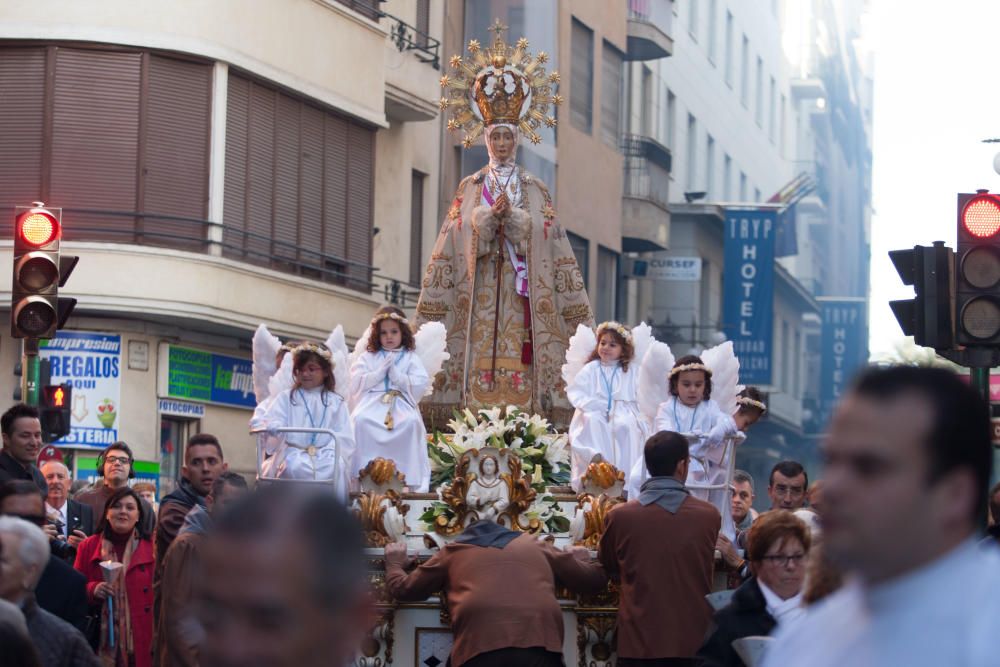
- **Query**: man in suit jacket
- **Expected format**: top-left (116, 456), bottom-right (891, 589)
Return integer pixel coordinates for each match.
top-left (0, 480), bottom-right (89, 632)
top-left (42, 460), bottom-right (94, 562)
top-left (599, 431), bottom-right (722, 665)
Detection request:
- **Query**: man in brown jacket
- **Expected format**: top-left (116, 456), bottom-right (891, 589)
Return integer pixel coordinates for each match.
top-left (599, 430), bottom-right (721, 665)
top-left (385, 521), bottom-right (607, 666)
top-left (155, 471), bottom-right (246, 667)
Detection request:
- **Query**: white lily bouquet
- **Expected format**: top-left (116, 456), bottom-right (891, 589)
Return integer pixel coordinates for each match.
top-left (99, 560), bottom-right (124, 647)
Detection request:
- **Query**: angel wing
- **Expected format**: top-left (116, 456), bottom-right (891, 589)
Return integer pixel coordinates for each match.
top-left (638, 340), bottom-right (676, 421)
top-left (701, 340), bottom-right (742, 417)
top-left (413, 321), bottom-right (450, 396)
top-left (324, 325), bottom-right (351, 400)
top-left (266, 352), bottom-right (294, 398)
top-left (561, 324), bottom-right (597, 389)
top-left (252, 324), bottom-right (283, 403)
top-left (630, 322), bottom-right (654, 373)
top-left (349, 327), bottom-right (371, 370)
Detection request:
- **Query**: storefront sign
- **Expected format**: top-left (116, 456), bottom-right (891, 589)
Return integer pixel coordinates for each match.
top-left (39, 331), bottom-right (122, 448)
top-left (818, 298), bottom-right (868, 428)
top-left (162, 345), bottom-right (255, 409)
top-left (158, 398), bottom-right (206, 418)
top-left (641, 255), bottom-right (703, 281)
top-left (722, 209), bottom-right (776, 384)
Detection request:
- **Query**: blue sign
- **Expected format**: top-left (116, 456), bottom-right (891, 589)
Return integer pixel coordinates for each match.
top-left (39, 331), bottom-right (123, 448)
top-left (723, 209), bottom-right (777, 384)
top-left (165, 345), bottom-right (255, 410)
top-left (818, 299), bottom-right (868, 428)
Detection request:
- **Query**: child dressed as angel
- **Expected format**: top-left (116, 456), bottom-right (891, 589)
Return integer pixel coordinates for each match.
top-left (257, 342), bottom-right (355, 489)
top-left (565, 322), bottom-right (651, 492)
top-left (349, 306), bottom-right (434, 492)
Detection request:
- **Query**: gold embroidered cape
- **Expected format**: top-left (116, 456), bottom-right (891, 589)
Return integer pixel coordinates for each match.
top-left (416, 167), bottom-right (593, 428)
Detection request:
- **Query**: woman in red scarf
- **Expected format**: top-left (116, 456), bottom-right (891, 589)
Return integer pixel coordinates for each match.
top-left (75, 486), bottom-right (154, 667)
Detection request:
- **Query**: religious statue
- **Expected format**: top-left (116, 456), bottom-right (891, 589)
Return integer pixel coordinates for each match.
top-left (416, 21), bottom-right (594, 428)
top-left (466, 454), bottom-right (510, 522)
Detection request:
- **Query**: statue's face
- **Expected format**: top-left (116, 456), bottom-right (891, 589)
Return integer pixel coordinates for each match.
top-left (488, 127), bottom-right (515, 161)
top-left (481, 456), bottom-right (497, 476)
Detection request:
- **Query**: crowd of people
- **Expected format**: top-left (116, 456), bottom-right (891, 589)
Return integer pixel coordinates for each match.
top-left (0, 366), bottom-right (999, 666)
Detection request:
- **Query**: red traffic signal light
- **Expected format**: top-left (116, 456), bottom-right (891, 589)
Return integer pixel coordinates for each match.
top-left (16, 209), bottom-right (60, 247)
top-left (40, 383), bottom-right (72, 442)
top-left (961, 194), bottom-right (1000, 239)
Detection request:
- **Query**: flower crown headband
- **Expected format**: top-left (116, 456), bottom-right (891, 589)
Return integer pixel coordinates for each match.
top-left (371, 312), bottom-right (410, 328)
top-left (597, 321), bottom-right (632, 344)
top-left (736, 396), bottom-right (767, 412)
top-left (669, 362), bottom-right (712, 378)
top-left (291, 342), bottom-right (332, 363)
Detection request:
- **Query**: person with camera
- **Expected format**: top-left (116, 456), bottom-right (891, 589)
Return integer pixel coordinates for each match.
top-left (41, 461), bottom-right (94, 563)
top-left (75, 443), bottom-right (154, 536)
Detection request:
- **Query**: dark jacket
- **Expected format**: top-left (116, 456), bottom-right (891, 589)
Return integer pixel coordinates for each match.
top-left (0, 449), bottom-right (47, 495)
top-left (22, 594), bottom-right (100, 667)
top-left (36, 554), bottom-right (89, 633)
top-left (153, 479), bottom-right (206, 633)
top-left (697, 577), bottom-right (777, 667)
top-left (48, 500), bottom-right (96, 562)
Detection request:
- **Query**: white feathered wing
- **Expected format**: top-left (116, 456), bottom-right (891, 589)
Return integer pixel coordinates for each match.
top-left (267, 353), bottom-right (294, 398)
top-left (701, 341), bottom-right (742, 417)
top-left (413, 321), bottom-right (450, 397)
top-left (561, 324), bottom-right (597, 389)
top-left (252, 324), bottom-right (283, 403)
top-left (638, 341), bottom-right (676, 421)
top-left (629, 322), bottom-right (654, 375)
top-left (324, 325), bottom-right (351, 401)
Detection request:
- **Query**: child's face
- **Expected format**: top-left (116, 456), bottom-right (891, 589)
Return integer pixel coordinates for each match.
top-left (296, 360), bottom-right (327, 389)
top-left (597, 333), bottom-right (623, 363)
top-left (676, 370), bottom-right (707, 407)
top-left (379, 320), bottom-right (403, 351)
top-left (734, 410), bottom-right (761, 431)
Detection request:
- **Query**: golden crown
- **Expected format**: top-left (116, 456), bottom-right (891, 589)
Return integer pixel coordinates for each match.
top-left (440, 18), bottom-right (562, 147)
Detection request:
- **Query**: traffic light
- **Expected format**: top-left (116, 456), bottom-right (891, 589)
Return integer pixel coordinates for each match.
top-left (11, 203), bottom-right (77, 339)
top-left (39, 383), bottom-right (72, 442)
top-left (955, 191), bottom-right (1000, 345)
top-left (889, 242), bottom-right (954, 350)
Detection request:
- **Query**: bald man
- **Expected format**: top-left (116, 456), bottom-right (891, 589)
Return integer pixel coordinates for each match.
top-left (41, 461), bottom-right (93, 562)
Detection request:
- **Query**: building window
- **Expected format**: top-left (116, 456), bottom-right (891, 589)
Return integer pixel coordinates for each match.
top-left (596, 246), bottom-right (619, 321)
top-left (331, 0), bottom-right (380, 21)
top-left (415, 0), bottom-right (430, 47)
top-left (567, 231), bottom-right (590, 285)
top-left (755, 57), bottom-right (764, 125)
top-left (754, 187), bottom-right (761, 202)
top-left (688, 0), bottom-right (699, 40)
top-left (724, 11), bottom-right (734, 87)
top-left (707, 0), bottom-right (718, 63)
top-left (686, 114), bottom-right (697, 191)
top-left (640, 65), bottom-right (654, 137)
top-left (769, 76), bottom-right (777, 142)
top-left (159, 417), bottom-right (198, 497)
top-left (723, 154), bottom-right (732, 200)
top-left (740, 35), bottom-right (749, 107)
top-left (705, 134), bottom-right (715, 198)
top-left (601, 41), bottom-right (623, 147)
top-left (666, 88), bottom-right (677, 149)
top-left (739, 171), bottom-right (748, 201)
top-left (223, 72), bottom-right (375, 291)
top-left (779, 92), bottom-right (787, 154)
top-left (0, 46), bottom-right (211, 249)
top-left (783, 320), bottom-right (791, 390)
top-left (571, 18), bottom-right (594, 134)
top-left (410, 170), bottom-right (425, 286)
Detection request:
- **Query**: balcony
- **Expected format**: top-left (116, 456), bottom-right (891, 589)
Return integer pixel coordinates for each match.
top-left (380, 8), bottom-right (441, 122)
top-left (621, 134), bottom-right (672, 252)
top-left (626, 0), bottom-right (674, 61)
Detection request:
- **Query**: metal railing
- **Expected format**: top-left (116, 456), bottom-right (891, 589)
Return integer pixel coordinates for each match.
top-left (379, 9), bottom-right (440, 69)
top-left (621, 134), bottom-right (672, 210)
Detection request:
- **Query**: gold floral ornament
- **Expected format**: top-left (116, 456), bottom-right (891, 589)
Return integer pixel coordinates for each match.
top-left (440, 18), bottom-right (561, 149)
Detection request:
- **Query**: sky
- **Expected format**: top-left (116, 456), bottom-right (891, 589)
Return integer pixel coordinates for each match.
top-left (869, 0), bottom-right (1000, 359)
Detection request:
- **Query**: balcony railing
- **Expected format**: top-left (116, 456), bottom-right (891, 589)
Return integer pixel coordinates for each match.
top-left (621, 134), bottom-right (672, 210)
top-left (379, 9), bottom-right (440, 69)
top-left (627, 0), bottom-right (674, 60)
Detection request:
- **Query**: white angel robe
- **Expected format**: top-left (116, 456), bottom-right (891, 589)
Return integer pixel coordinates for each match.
top-left (349, 350), bottom-right (431, 492)
top-left (567, 360), bottom-right (650, 492)
top-left (625, 396), bottom-right (726, 499)
top-left (259, 386), bottom-right (355, 493)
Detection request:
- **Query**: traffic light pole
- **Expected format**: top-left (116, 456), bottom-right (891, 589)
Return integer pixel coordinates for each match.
top-left (970, 366), bottom-right (991, 403)
top-left (21, 339), bottom-right (40, 407)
